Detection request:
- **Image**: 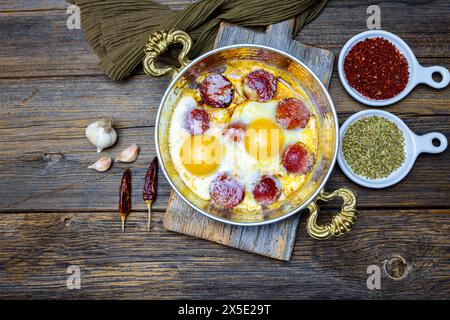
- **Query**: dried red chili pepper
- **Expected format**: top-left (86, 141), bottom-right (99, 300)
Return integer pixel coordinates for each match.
top-left (143, 157), bottom-right (158, 231)
top-left (344, 37), bottom-right (409, 100)
top-left (119, 168), bottom-right (132, 232)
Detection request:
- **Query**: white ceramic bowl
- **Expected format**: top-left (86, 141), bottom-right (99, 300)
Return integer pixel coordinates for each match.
top-left (338, 109), bottom-right (448, 189)
top-left (338, 30), bottom-right (450, 106)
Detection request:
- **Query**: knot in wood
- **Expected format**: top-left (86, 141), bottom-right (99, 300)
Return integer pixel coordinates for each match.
top-left (385, 255), bottom-right (408, 280)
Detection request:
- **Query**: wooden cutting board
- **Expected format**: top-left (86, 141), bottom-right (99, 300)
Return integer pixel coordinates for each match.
top-left (163, 19), bottom-right (334, 261)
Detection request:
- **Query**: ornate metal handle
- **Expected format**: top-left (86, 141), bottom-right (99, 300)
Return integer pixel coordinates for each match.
top-left (306, 188), bottom-right (357, 240)
top-left (143, 30), bottom-right (192, 78)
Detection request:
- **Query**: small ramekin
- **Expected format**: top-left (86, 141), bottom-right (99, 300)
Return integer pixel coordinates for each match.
top-left (338, 30), bottom-right (450, 107)
top-left (338, 109), bottom-right (448, 189)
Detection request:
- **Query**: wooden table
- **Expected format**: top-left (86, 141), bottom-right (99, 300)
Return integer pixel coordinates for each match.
top-left (0, 0), bottom-right (448, 299)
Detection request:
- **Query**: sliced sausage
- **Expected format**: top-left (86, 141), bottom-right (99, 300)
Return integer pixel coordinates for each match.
top-left (185, 108), bottom-right (210, 135)
top-left (276, 98), bottom-right (311, 129)
top-left (253, 176), bottom-right (281, 206)
top-left (199, 74), bottom-right (233, 108)
top-left (210, 173), bottom-right (245, 209)
top-left (243, 69), bottom-right (277, 102)
top-left (223, 123), bottom-right (246, 143)
top-left (282, 143), bottom-right (315, 174)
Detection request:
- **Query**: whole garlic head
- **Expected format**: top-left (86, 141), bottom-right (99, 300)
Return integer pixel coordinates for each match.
top-left (85, 118), bottom-right (117, 153)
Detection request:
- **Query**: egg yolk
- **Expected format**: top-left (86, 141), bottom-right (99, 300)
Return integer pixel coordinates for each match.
top-left (245, 118), bottom-right (284, 161)
top-left (180, 135), bottom-right (222, 176)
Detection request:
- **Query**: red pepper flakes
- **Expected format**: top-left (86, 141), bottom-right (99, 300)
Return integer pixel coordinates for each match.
top-left (344, 37), bottom-right (409, 100)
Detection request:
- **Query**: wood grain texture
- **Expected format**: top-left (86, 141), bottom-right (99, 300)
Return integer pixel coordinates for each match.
top-left (164, 193), bottom-right (300, 261)
top-left (0, 0), bottom-right (196, 12)
top-left (164, 19), bottom-right (334, 261)
top-left (0, 0), bottom-right (449, 299)
top-left (0, 209), bottom-right (448, 299)
top-left (0, 72), bottom-right (448, 212)
top-left (214, 20), bottom-right (334, 86)
top-left (0, 1), bottom-right (449, 78)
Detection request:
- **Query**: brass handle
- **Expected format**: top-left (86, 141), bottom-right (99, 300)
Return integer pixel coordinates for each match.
top-left (306, 188), bottom-right (357, 240)
top-left (143, 29), bottom-right (192, 78)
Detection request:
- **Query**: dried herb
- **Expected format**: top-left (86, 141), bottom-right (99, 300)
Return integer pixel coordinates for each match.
top-left (119, 168), bottom-right (132, 232)
top-left (143, 157), bottom-right (158, 231)
top-left (343, 116), bottom-right (405, 179)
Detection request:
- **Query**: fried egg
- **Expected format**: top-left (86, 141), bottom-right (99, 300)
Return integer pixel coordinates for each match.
top-left (168, 61), bottom-right (320, 213)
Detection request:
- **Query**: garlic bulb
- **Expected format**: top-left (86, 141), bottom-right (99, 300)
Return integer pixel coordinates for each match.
top-left (115, 144), bottom-right (140, 163)
top-left (87, 157), bottom-right (112, 172)
top-left (85, 118), bottom-right (117, 153)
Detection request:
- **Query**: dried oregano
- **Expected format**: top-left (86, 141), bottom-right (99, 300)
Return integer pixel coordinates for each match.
top-left (343, 116), bottom-right (405, 179)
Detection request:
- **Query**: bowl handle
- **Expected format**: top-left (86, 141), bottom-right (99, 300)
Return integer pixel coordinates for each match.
top-left (143, 30), bottom-right (192, 78)
top-left (415, 65), bottom-right (450, 89)
top-left (414, 132), bottom-right (448, 154)
top-left (306, 188), bottom-right (357, 240)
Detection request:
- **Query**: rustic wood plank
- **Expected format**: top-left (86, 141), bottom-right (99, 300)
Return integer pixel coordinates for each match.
top-left (0, 0), bottom-right (449, 78)
top-left (0, 0), bottom-right (449, 300)
top-left (214, 20), bottom-right (334, 86)
top-left (0, 1), bottom-right (66, 11)
top-left (164, 192), bottom-right (300, 261)
top-left (0, 75), bottom-right (172, 212)
top-left (0, 10), bottom-right (100, 78)
top-left (0, 0), bottom-right (196, 12)
top-left (0, 209), bottom-right (448, 299)
top-left (298, 0), bottom-right (450, 58)
top-left (0, 71), bottom-right (448, 212)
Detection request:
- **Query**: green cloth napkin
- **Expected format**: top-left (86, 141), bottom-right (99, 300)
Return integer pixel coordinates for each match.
top-left (67, 0), bottom-right (329, 80)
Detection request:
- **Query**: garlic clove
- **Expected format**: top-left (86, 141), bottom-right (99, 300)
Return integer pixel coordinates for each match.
top-left (87, 157), bottom-right (112, 172)
top-left (115, 144), bottom-right (140, 163)
top-left (85, 118), bottom-right (118, 153)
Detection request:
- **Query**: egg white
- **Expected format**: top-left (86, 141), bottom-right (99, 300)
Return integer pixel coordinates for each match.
top-left (231, 99), bottom-right (307, 151)
top-left (169, 94), bottom-right (318, 211)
